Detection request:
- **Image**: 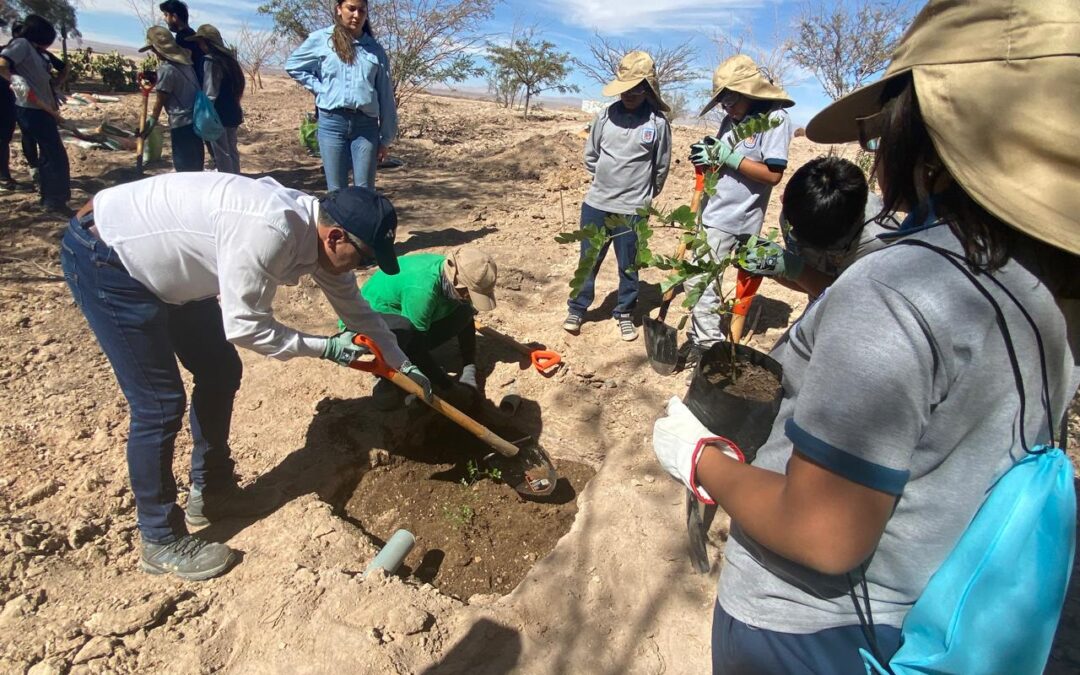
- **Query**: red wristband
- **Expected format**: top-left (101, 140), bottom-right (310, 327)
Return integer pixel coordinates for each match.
top-left (689, 436), bottom-right (745, 504)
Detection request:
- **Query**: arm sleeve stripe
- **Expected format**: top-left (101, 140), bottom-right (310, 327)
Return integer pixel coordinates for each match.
top-left (785, 419), bottom-right (910, 496)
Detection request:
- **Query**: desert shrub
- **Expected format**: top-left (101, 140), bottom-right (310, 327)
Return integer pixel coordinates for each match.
top-left (67, 49), bottom-right (96, 85)
top-left (96, 52), bottom-right (139, 91)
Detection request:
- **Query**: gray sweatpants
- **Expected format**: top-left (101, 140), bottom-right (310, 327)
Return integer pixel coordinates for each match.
top-left (688, 227), bottom-right (739, 347)
top-left (209, 127), bottom-right (240, 174)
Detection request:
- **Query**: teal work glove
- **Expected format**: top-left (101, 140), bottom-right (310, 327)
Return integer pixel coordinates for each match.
top-left (321, 330), bottom-right (369, 366)
top-left (733, 235), bottom-right (805, 281)
top-left (140, 116), bottom-right (157, 139)
top-left (689, 136), bottom-right (744, 171)
top-left (400, 360), bottom-right (433, 402)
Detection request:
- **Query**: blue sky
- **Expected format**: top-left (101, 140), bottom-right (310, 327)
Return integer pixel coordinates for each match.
top-left (71, 0), bottom-right (834, 126)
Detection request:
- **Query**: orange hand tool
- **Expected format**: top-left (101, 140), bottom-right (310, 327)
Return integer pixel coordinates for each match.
top-left (474, 321), bottom-right (562, 375)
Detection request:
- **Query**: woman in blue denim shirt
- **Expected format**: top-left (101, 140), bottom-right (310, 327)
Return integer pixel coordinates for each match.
top-left (285, 0), bottom-right (396, 191)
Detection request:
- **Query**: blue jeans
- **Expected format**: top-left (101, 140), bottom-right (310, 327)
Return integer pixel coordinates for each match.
top-left (60, 215), bottom-right (242, 543)
top-left (567, 203), bottom-right (639, 319)
top-left (712, 603), bottom-right (901, 674)
top-left (170, 124), bottom-right (204, 172)
top-left (15, 106), bottom-right (69, 205)
top-left (317, 108), bottom-right (379, 190)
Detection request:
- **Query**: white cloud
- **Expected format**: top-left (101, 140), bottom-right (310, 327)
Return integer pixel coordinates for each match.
top-left (548, 0), bottom-right (764, 35)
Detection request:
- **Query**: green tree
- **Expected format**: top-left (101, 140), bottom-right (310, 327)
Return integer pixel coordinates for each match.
top-left (486, 37), bottom-right (577, 119)
top-left (258, 0), bottom-right (496, 107)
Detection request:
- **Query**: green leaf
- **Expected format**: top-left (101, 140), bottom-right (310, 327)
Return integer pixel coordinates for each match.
top-left (703, 171), bottom-right (720, 196)
top-left (659, 273), bottom-right (685, 294)
top-left (667, 204), bottom-right (696, 228)
top-left (676, 315), bottom-right (689, 330)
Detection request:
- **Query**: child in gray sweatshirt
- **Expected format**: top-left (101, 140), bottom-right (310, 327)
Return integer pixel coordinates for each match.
top-left (564, 51), bottom-right (672, 342)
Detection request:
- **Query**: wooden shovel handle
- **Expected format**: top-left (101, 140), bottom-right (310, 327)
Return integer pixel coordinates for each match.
top-left (347, 333), bottom-right (519, 457)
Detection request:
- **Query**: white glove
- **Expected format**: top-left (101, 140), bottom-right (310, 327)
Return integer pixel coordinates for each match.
top-left (652, 397), bottom-right (745, 503)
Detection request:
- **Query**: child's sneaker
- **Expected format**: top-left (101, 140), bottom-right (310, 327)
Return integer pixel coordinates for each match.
top-left (562, 313), bottom-right (582, 335)
top-left (616, 316), bottom-right (637, 342)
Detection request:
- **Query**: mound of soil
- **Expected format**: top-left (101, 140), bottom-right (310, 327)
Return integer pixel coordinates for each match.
top-left (345, 417), bottom-right (594, 601)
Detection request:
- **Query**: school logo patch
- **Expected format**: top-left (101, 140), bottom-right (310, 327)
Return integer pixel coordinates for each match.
top-left (641, 127), bottom-right (656, 144)
top-left (742, 133), bottom-right (759, 149)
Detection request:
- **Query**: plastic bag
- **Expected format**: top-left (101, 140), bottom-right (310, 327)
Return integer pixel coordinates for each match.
top-left (193, 91), bottom-right (224, 142)
top-left (143, 123), bottom-right (164, 164)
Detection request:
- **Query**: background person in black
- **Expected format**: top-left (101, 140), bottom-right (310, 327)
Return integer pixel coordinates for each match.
top-left (159, 0), bottom-right (214, 168)
top-left (192, 25), bottom-right (244, 174)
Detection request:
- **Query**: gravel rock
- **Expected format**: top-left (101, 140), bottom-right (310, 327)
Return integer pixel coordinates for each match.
top-left (72, 636), bottom-right (113, 665)
top-left (84, 593), bottom-right (180, 636)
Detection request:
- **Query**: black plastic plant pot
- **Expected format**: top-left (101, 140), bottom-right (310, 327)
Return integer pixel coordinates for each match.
top-left (684, 342), bottom-right (784, 464)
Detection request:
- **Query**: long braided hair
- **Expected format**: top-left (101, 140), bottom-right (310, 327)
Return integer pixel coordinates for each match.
top-left (331, 0), bottom-right (373, 65)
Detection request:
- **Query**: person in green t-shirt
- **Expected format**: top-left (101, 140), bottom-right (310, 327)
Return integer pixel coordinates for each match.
top-left (359, 247), bottom-right (497, 409)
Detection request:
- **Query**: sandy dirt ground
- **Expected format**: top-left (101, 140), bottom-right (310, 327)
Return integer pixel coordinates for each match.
top-left (1, 77), bottom-right (1078, 674)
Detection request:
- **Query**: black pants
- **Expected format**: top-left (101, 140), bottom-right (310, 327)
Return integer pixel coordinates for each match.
top-left (170, 124), bottom-right (205, 172)
top-left (0, 92), bottom-right (15, 180)
top-left (378, 304), bottom-right (476, 389)
top-left (15, 107), bottom-right (70, 205)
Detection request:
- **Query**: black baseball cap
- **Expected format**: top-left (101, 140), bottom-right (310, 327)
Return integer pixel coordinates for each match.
top-left (320, 187), bottom-right (399, 275)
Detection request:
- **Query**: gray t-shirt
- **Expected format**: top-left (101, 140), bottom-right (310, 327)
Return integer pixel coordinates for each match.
top-left (700, 104), bottom-right (794, 236)
top-left (785, 193), bottom-right (900, 278)
top-left (583, 101), bottom-right (672, 215)
top-left (718, 219), bottom-right (1080, 633)
top-left (154, 60), bottom-right (199, 129)
top-left (1, 38), bottom-right (56, 110)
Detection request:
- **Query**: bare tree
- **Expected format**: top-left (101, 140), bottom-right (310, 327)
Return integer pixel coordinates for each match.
top-left (259, 0), bottom-right (495, 107)
top-left (125, 0), bottom-right (160, 31)
top-left (712, 21), bottom-right (795, 89)
top-left (236, 22), bottom-right (283, 91)
top-left (788, 0), bottom-right (913, 100)
top-left (576, 32), bottom-right (699, 94)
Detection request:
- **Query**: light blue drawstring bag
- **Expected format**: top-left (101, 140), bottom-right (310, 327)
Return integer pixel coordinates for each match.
top-left (856, 241), bottom-right (1076, 675)
top-left (193, 90), bottom-right (224, 142)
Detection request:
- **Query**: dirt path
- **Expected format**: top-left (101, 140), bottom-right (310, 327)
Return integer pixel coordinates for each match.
top-left (1, 78), bottom-right (1077, 674)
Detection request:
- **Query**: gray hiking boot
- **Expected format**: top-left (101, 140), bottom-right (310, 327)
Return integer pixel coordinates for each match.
top-left (140, 534), bottom-right (235, 581)
top-left (185, 483), bottom-right (282, 528)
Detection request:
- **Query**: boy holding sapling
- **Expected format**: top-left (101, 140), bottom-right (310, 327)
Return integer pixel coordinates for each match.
top-left (733, 156), bottom-right (900, 300)
top-left (562, 51), bottom-right (671, 342)
top-left (684, 55), bottom-right (794, 366)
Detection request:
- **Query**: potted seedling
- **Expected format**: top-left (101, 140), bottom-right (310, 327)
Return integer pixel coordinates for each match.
top-left (556, 112), bottom-right (786, 461)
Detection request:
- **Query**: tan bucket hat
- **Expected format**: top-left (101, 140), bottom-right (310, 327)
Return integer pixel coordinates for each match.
top-left (601, 51), bottom-right (671, 114)
top-left (444, 247), bottom-right (497, 312)
top-left (700, 54), bottom-right (794, 116)
top-left (139, 26), bottom-right (192, 66)
top-left (807, 0), bottom-right (1080, 256)
top-left (193, 24), bottom-right (234, 56)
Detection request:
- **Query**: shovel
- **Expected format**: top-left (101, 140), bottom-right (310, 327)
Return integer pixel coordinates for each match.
top-left (135, 73), bottom-right (155, 174)
top-left (730, 270), bottom-right (762, 344)
top-left (348, 334), bottom-right (559, 498)
top-left (474, 320), bottom-right (562, 375)
top-left (643, 240), bottom-right (688, 375)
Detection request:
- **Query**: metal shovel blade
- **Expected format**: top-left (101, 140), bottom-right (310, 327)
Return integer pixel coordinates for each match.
top-left (644, 316), bottom-right (679, 375)
top-left (488, 441), bottom-right (559, 498)
top-left (686, 490), bottom-right (711, 573)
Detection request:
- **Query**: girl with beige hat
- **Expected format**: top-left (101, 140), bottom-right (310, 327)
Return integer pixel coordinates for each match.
top-left (140, 26), bottom-right (203, 172)
top-left (563, 51), bottom-right (672, 341)
top-left (653, 0), bottom-right (1079, 671)
top-left (192, 25), bottom-right (245, 174)
top-left (683, 54), bottom-right (794, 364)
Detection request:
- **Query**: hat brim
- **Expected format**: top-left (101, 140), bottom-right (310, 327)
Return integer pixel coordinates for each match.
top-left (372, 240), bottom-right (399, 275)
top-left (601, 78), bottom-right (644, 97)
top-left (699, 87), bottom-right (796, 117)
top-left (469, 290), bottom-right (496, 312)
top-left (805, 70), bottom-right (910, 143)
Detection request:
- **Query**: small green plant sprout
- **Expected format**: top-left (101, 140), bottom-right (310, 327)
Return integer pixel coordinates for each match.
top-left (442, 504), bottom-right (475, 529)
top-left (556, 112), bottom-right (783, 380)
top-left (461, 460), bottom-right (503, 487)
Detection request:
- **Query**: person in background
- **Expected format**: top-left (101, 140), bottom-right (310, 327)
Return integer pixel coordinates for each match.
top-left (0, 14), bottom-right (71, 214)
top-left (159, 0), bottom-right (214, 168)
top-left (733, 156), bottom-right (900, 300)
top-left (285, 0), bottom-right (397, 190)
top-left (0, 17), bottom-right (21, 192)
top-left (684, 54), bottom-right (794, 367)
top-left (359, 247), bottom-right (497, 410)
top-left (652, 1), bottom-right (1079, 671)
top-left (562, 51), bottom-right (671, 342)
top-left (140, 26), bottom-right (203, 172)
top-left (192, 24), bottom-right (244, 174)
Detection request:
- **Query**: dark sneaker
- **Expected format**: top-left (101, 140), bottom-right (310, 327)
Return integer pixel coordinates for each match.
top-left (679, 340), bottom-right (707, 372)
top-left (372, 377), bottom-right (406, 411)
top-left (40, 201), bottom-right (73, 217)
top-left (562, 313), bottom-right (582, 335)
top-left (616, 316), bottom-right (637, 342)
top-left (140, 534), bottom-right (235, 581)
top-left (185, 482), bottom-right (282, 528)
top-left (0, 178), bottom-right (19, 192)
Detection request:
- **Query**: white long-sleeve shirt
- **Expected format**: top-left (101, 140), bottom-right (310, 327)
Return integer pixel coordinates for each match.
top-left (92, 173), bottom-right (407, 367)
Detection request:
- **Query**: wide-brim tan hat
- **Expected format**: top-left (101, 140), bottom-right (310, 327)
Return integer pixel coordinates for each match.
top-left (808, 0), bottom-right (1080, 256)
top-left (601, 50), bottom-right (671, 114)
top-left (194, 24), bottom-right (234, 56)
top-left (444, 247), bottom-right (497, 312)
top-left (139, 26), bottom-right (192, 66)
top-left (699, 54), bottom-right (794, 116)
